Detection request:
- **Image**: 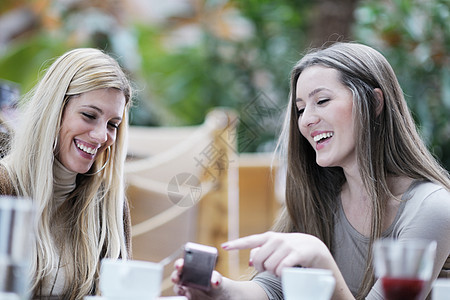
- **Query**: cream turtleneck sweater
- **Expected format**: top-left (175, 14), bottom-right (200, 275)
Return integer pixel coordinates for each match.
top-left (53, 159), bottom-right (77, 206)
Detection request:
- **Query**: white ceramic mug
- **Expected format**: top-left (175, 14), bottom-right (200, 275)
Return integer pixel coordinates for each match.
top-left (99, 259), bottom-right (163, 300)
top-left (432, 278), bottom-right (450, 300)
top-left (282, 267), bottom-right (335, 300)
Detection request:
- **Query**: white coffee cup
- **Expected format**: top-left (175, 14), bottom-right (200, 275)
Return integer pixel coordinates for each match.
top-left (99, 259), bottom-right (163, 300)
top-left (432, 278), bottom-right (450, 300)
top-left (282, 267), bottom-right (335, 300)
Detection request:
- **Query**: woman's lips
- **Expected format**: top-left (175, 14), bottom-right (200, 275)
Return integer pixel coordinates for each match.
top-left (74, 140), bottom-right (98, 159)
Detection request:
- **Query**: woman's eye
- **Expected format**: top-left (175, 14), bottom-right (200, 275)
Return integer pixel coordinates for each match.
top-left (317, 98), bottom-right (330, 105)
top-left (297, 108), bottom-right (305, 116)
top-left (82, 112), bottom-right (95, 119)
top-left (108, 122), bottom-right (119, 129)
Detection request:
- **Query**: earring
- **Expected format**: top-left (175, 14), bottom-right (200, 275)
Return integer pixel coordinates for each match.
top-left (53, 136), bottom-right (58, 152)
top-left (84, 146), bottom-right (111, 176)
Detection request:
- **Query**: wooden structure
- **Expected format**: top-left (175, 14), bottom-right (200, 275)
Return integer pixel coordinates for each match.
top-left (124, 108), bottom-right (281, 295)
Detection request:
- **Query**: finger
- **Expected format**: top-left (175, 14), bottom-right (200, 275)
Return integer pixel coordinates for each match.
top-left (174, 258), bottom-right (184, 275)
top-left (174, 283), bottom-right (195, 299)
top-left (171, 269), bottom-right (181, 284)
top-left (221, 232), bottom-right (271, 250)
top-left (210, 270), bottom-right (222, 289)
top-left (251, 243), bottom-right (279, 273)
top-left (173, 283), bottom-right (186, 296)
top-left (274, 253), bottom-right (304, 277)
top-left (249, 247), bottom-right (261, 266)
top-left (259, 246), bottom-right (291, 275)
top-left (174, 258), bottom-right (184, 269)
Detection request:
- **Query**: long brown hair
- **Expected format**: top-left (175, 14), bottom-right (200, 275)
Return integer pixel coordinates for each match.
top-left (274, 42), bottom-right (450, 299)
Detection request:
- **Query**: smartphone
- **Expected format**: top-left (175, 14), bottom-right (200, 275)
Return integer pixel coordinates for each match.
top-left (179, 242), bottom-right (218, 291)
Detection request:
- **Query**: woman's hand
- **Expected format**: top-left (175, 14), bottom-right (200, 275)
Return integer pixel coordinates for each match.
top-left (221, 231), bottom-right (334, 277)
top-left (171, 258), bottom-right (226, 300)
top-left (171, 257), bottom-right (270, 300)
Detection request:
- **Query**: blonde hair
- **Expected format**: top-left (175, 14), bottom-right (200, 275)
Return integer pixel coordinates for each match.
top-left (1, 48), bottom-right (132, 299)
top-left (275, 42), bottom-right (450, 299)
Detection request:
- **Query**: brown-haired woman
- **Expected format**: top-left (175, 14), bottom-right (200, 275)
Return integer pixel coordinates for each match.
top-left (172, 42), bottom-right (450, 300)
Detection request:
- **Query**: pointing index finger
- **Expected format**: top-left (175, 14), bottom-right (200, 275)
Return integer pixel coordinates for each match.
top-left (221, 233), bottom-right (269, 250)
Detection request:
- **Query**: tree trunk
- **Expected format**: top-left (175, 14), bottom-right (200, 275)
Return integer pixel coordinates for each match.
top-left (308, 0), bottom-right (360, 48)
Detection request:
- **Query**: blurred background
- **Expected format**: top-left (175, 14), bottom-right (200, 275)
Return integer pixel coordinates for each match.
top-left (0, 0), bottom-right (449, 167)
top-left (1, 0), bottom-right (449, 294)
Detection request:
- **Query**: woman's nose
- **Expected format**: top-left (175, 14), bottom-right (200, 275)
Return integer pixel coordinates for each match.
top-left (90, 125), bottom-right (108, 143)
top-left (299, 106), bottom-right (319, 128)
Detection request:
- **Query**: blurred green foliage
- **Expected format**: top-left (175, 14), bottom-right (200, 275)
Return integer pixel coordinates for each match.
top-left (0, 35), bottom-right (67, 92)
top-left (354, 0), bottom-right (450, 169)
top-left (0, 0), bottom-right (448, 169)
top-left (134, 0), bottom-right (315, 152)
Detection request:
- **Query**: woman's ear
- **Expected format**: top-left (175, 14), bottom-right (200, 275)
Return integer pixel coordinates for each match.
top-left (374, 88), bottom-right (384, 116)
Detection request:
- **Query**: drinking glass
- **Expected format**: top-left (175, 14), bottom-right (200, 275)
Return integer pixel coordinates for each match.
top-left (373, 238), bottom-right (437, 300)
top-left (0, 196), bottom-right (35, 300)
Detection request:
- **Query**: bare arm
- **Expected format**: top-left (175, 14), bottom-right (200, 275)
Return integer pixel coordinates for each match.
top-left (222, 231), bottom-right (355, 300)
top-left (220, 278), bottom-right (269, 300)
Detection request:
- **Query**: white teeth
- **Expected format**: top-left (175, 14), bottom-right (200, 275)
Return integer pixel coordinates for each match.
top-left (76, 142), bottom-right (97, 155)
top-left (313, 132), bottom-right (334, 142)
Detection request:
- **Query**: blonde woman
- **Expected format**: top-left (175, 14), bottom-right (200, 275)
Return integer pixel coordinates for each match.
top-left (0, 48), bottom-right (132, 299)
top-left (172, 42), bottom-right (450, 299)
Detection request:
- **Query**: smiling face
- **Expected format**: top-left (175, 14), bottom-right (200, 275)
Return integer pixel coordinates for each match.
top-left (56, 88), bottom-right (126, 174)
top-left (295, 66), bottom-right (356, 169)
